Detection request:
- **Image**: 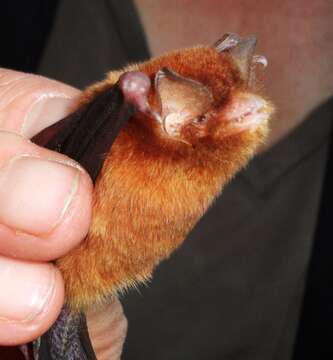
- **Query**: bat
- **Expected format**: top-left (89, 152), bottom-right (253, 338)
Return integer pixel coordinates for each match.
top-left (31, 33), bottom-right (274, 359)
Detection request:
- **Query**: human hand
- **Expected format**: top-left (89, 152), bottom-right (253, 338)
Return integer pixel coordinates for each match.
top-left (0, 69), bottom-right (127, 359)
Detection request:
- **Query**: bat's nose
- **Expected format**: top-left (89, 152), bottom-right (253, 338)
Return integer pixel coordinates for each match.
top-left (214, 33), bottom-right (267, 86)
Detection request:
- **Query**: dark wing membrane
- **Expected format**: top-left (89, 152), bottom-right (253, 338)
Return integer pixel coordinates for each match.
top-left (32, 83), bottom-right (134, 360)
top-left (32, 84), bottom-right (135, 181)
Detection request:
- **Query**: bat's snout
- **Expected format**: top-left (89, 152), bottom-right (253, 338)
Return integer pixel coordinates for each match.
top-left (222, 92), bottom-right (273, 134)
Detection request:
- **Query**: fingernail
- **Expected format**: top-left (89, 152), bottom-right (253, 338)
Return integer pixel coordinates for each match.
top-left (22, 95), bottom-right (74, 138)
top-left (0, 256), bottom-right (55, 322)
top-left (0, 156), bottom-right (80, 235)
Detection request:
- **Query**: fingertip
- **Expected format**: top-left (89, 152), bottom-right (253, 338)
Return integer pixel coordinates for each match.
top-left (0, 165), bottom-right (93, 261)
top-left (0, 68), bottom-right (80, 138)
top-left (0, 130), bottom-right (93, 260)
top-left (0, 260), bottom-right (64, 346)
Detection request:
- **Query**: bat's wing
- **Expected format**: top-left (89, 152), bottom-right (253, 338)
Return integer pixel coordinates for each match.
top-left (32, 82), bottom-right (134, 181)
top-left (30, 72), bottom-right (152, 360)
top-left (33, 306), bottom-right (95, 360)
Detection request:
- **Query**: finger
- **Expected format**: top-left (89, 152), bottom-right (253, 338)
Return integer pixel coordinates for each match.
top-left (86, 299), bottom-right (128, 360)
top-left (0, 255), bottom-right (64, 345)
top-left (0, 69), bottom-right (92, 261)
top-left (0, 68), bottom-right (79, 138)
top-left (0, 131), bottom-right (93, 261)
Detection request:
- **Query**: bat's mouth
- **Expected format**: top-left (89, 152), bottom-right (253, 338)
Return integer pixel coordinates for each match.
top-left (214, 33), bottom-right (267, 87)
top-left (223, 92), bottom-right (272, 134)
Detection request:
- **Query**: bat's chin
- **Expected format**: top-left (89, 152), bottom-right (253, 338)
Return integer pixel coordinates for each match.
top-left (223, 93), bottom-right (273, 134)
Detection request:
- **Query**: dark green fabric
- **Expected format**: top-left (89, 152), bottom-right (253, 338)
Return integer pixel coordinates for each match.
top-left (38, 0), bottom-right (149, 88)
top-left (293, 123), bottom-right (333, 358)
top-left (0, 0), bottom-right (59, 72)
top-left (38, 1), bottom-right (332, 359)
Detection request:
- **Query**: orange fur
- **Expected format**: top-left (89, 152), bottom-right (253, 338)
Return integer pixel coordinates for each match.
top-left (58, 46), bottom-right (272, 310)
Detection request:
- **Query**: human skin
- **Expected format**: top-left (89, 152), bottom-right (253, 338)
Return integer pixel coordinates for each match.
top-left (0, 69), bottom-right (126, 360)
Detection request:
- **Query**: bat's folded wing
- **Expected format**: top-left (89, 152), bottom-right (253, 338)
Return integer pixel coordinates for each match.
top-left (32, 83), bottom-right (135, 181)
top-left (31, 81), bottom-right (138, 360)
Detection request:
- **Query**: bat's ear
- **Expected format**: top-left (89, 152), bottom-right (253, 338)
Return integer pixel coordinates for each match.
top-left (154, 67), bottom-right (213, 136)
top-left (214, 33), bottom-right (267, 86)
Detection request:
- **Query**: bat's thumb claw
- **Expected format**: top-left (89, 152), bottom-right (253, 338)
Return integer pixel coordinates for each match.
top-left (118, 71), bottom-right (152, 113)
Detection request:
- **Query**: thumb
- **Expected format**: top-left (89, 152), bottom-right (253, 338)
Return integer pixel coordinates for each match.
top-left (0, 68), bottom-right (80, 138)
top-left (0, 68), bottom-right (92, 261)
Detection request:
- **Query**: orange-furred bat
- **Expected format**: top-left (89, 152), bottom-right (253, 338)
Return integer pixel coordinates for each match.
top-left (32, 33), bottom-right (274, 360)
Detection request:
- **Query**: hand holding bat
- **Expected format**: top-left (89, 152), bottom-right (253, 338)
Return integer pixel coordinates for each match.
top-left (0, 70), bottom-right (126, 359)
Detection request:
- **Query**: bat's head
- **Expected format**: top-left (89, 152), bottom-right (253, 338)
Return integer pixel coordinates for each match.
top-left (117, 33), bottom-right (274, 185)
